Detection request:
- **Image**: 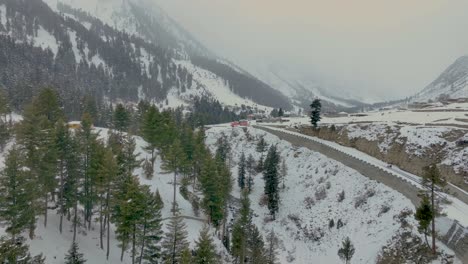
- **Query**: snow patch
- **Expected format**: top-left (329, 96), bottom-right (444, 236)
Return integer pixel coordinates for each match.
top-left (399, 126), bottom-right (449, 156)
top-left (35, 26), bottom-right (59, 56)
top-left (0, 5), bottom-right (6, 27)
top-left (175, 59), bottom-right (273, 111)
top-left (68, 30), bottom-right (82, 63)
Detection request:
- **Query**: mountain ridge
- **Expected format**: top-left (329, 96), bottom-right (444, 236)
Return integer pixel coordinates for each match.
top-left (412, 55), bottom-right (468, 102)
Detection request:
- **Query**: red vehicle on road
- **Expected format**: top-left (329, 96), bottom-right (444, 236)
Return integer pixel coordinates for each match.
top-left (239, 120), bottom-right (249, 126)
top-left (231, 120), bottom-right (249, 127)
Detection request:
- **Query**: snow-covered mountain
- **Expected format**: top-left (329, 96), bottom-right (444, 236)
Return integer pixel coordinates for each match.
top-left (250, 63), bottom-right (367, 111)
top-left (50, 0), bottom-right (364, 112)
top-left (51, 0), bottom-right (292, 109)
top-left (412, 56), bottom-right (468, 102)
top-left (0, 0), bottom-right (291, 116)
top-left (46, 0), bottom-right (211, 57)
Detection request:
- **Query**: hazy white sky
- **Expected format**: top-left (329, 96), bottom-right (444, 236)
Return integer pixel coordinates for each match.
top-left (155, 0), bottom-right (468, 101)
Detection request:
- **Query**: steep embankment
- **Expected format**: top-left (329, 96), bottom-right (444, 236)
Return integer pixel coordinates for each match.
top-left (205, 125), bottom-right (461, 263)
top-left (299, 123), bottom-right (468, 192)
top-left (254, 125), bottom-right (468, 262)
top-left (0, 128), bottom-right (228, 263)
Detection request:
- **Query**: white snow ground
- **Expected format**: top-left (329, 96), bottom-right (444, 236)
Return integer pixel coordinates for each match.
top-left (0, 123), bottom-right (464, 263)
top-left (0, 128), bottom-right (225, 263)
top-left (205, 125), bottom-right (462, 263)
top-left (254, 125), bottom-right (468, 228)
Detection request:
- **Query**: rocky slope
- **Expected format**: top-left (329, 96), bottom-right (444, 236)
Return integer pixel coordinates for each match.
top-left (413, 56), bottom-right (468, 102)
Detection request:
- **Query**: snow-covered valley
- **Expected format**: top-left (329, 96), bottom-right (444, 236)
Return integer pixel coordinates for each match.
top-left (205, 125), bottom-right (463, 263)
top-left (0, 123), bottom-right (464, 263)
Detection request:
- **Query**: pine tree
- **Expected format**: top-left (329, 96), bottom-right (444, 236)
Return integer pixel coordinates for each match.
top-left (256, 136), bottom-right (267, 153)
top-left (415, 195), bottom-right (433, 248)
top-left (199, 157), bottom-right (225, 226)
top-left (337, 237), bottom-right (355, 264)
top-left (77, 112), bottom-right (100, 230)
top-left (161, 213), bottom-right (190, 264)
top-left (247, 225), bottom-right (267, 263)
top-left (0, 89), bottom-right (9, 121)
top-left (310, 99), bottom-right (322, 128)
top-left (16, 88), bottom-right (63, 230)
top-left (62, 132), bottom-right (82, 242)
top-left (140, 106), bottom-right (161, 168)
top-left (245, 154), bottom-right (256, 192)
top-left (263, 145), bottom-right (280, 219)
top-left (193, 128), bottom-right (209, 183)
top-left (143, 158), bottom-right (154, 180)
top-left (238, 152), bottom-right (246, 189)
top-left (0, 235), bottom-right (45, 263)
top-left (95, 148), bottom-right (117, 251)
top-left (279, 159), bottom-right (287, 189)
top-left (113, 176), bottom-right (146, 263)
top-left (231, 191), bottom-right (250, 263)
top-left (140, 189), bottom-right (164, 264)
top-left (161, 139), bottom-right (186, 215)
top-left (0, 147), bottom-right (35, 240)
top-left (55, 119), bottom-right (70, 234)
top-left (215, 134), bottom-right (231, 165)
top-left (270, 109), bottom-right (279, 118)
top-left (0, 89), bottom-right (10, 150)
top-left (31, 88), bottom-right (64, 124)
top-left (179, 247), bottom-right (192, 264)
top-left (133, 101), bottom-right (150, 134)
top-left (64, 242), bottom-right (86, 264)
top-left (278, 108), bottom-right (284, 117)
top-left (114, 103), bottom-right (131, 132)
top-left (265, 230), bottom-right (279, 264)
top-left (179, 124), bottom-right (196, 179)
top-left (231, 223), bottom-right (245, 263)
top-left (421, 164), bottom-right (446, 254)
top-left (194, 226), bottom-right (218, 264)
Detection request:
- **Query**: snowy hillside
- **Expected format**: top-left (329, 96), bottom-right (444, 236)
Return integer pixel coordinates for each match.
top-left (413, 56), bottom-right (468, 102)
top-left (0, 128), bottom-right (228, 263)
top-left (205, 126), bottom-right (461, 263)
top-left (171, 60), bottom-right (273, 112)
top-left (44, 0), bottom-right (208, 56)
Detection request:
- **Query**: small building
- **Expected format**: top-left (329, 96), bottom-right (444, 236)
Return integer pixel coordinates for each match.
top-left (68, 121), bottom-right (82, 130)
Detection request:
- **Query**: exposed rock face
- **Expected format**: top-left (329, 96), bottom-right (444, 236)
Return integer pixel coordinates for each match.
top-left (299, 125), bottom-right (468, 192)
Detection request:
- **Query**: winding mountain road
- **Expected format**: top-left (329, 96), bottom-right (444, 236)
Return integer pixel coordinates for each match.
top-left (254, 124), bottom-right (468, 263)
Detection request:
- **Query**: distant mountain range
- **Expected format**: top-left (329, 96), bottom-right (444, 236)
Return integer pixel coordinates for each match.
top-left (5, 0), bottom-right (463, 115)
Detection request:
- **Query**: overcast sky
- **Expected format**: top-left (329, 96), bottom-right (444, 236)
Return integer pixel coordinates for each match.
top-left (155, 0), bottom-right (468, 102)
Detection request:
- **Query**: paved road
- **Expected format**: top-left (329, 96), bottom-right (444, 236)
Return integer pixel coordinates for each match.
top-left (255, 125), bottom-right (422, 205)
top-left (255, 125), bottom-right (468, 205)
top-left (255, 125), bottom-right (468, 263)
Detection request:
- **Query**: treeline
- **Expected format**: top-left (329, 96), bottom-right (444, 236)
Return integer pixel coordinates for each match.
top-left (0, 88), bottom-right (232, 263)
top-left (186, 96), bottom-right (242, 126)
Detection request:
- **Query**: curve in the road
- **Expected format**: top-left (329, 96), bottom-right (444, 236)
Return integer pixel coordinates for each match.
top-left (254, 125), bottom-right (468, 263)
